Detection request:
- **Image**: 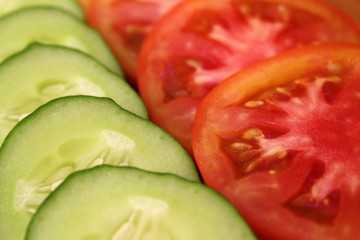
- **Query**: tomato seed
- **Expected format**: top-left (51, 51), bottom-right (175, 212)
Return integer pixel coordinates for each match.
top-left (244, 100), bottom-right (264, 107)
top-left (239, 149), bottom-right (261, 162)
top-left (327, 62), bottom-right (342, 74)
top-left (242, 128), bottom-right (264, 140)
top-left (276, 87), bottom-right (290, 95)
top-left (243, 157), bottom-right (263, 173)
top-left (231, 142), bottom-right (253, 151)
top-left (277, 5), bottom-right (290, 21)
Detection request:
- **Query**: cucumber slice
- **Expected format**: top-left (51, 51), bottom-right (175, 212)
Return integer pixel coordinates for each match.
top-left (0, 6), bottom-right (122, 75)
top-left (0, 96), bottom-right (199, 240)
top-left (0, 43), bottom-right (147, 145)
top-left (0, 0), bottom-right (84, 19)
top-left (25, 165), bottom-right (255, 240)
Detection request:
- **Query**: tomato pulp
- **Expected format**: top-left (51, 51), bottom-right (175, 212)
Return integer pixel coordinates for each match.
top-left (85, 0), bottom-right (182, 84)
top-left (138, 0), bottom-right (360, 153)
top-left (192, 44), bottom-right (360, 240)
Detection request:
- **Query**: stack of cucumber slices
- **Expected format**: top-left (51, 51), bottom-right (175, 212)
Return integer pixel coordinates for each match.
top-left (0, 1), bottom-right (256, 240)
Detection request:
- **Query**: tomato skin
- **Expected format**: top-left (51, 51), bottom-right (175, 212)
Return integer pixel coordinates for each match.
top-left (138, 0), bottom-right (360, 154)
top-left (84, 0), bottom-right (182, 85)
top-left (325, 0), bottom-right (360, 23)
top-left (192, 43), bottom-right (360, 240)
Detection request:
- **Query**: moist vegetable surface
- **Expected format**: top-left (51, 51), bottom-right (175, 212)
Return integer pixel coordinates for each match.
top-left (192, 43), bottom-right (360, 240)
top-left (138, 0), bottom-right (360, 153)
top-left (0, 43), bottom-right (147, 144)
top-left (25, 165), bottom-right (255, 240)
top-left (0, 96), bottom-right (199, 240)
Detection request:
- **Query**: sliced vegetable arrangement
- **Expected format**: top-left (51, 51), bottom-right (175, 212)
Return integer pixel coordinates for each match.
top-left (192, 43), bottom-right (360, 240)
top-left (0, 43), bottom-right (147, 144)
top-left (137, 0), bottom-right (360, 153)
top-left (0, 2), bottom-right (245, 240)
top-left (0, 0), bottom-right (359, 239)
top-left (0, 96), bottom-right (199, 240)
top-left (25, 165), bottom-right (255, 240)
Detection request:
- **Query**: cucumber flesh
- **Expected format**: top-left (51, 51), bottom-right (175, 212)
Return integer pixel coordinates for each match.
top-left (0, 6), bottom-right (122, 75)
top-left (25, 165), bottom-right (255, 240)
top-left (0, 96), bottom-right (199, 240)
top-left (0, 43), bottom-right (147, 145)
top-left (0, 0), bottom-right (84, 19)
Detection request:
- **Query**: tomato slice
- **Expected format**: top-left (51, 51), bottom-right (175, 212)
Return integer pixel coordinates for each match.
top-left (192, 43), bottom-right (360, 240)
top-left (138, 0), bottom-right (360, 153)
top-left (85, 0), bottom-right (182, 84)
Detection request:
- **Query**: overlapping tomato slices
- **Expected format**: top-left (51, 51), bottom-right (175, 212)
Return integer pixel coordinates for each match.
top-left (192, 43), bottom-right (360, 240)
top-left (138, 0), bottom-right (360, 153)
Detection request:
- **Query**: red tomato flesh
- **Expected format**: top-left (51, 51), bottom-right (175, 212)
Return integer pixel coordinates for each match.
top-left (192, 43), bottom-right (360, 240)
top-left (86, 0), bottom-right (182, 83)
top-left (138, 0), bottom-right (360, 153)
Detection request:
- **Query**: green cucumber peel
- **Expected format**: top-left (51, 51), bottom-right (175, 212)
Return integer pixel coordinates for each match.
top-left (0, 43), bottom-right (147, 145)
top-left (0, 96), bottom-right (199, 240)
top-left (0, 0), bottom-right (84, 19)
top-left (25, 165), bottom-right (256, 240)
top-left (0, 6), bottom-right (122, 75)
